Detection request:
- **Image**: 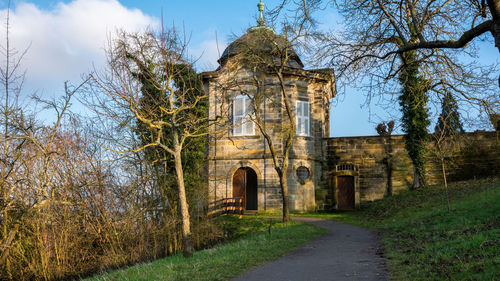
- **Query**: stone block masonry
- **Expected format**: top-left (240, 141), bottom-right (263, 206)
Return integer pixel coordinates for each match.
top-left (321, 131), bottom-right (499, 208)
top-left (202, 11), bottom-right (498, 212)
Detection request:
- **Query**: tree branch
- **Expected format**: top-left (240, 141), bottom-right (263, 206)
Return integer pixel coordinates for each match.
top-left (396, 19), bottom-right (493, 52)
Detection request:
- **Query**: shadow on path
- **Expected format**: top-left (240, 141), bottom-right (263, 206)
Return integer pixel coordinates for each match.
top-left (232, 217), bottom-right (388, 281)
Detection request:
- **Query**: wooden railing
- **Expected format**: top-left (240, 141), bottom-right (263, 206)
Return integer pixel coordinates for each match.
top-left (208, 197), bottom-right (244, 218)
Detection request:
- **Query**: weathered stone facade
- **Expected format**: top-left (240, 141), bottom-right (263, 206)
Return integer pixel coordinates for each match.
top-left (202, 6), bottom-right (499, 212)
top-left (202, 27), bottom-right (335, 212)
top-left (204, 70), bottom-right (334, 211)
top-left (323, 132), bottom-right (500, 208)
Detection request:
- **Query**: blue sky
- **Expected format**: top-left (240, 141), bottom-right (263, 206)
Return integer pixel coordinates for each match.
top-left (0, 0), bottom-right (497, 136)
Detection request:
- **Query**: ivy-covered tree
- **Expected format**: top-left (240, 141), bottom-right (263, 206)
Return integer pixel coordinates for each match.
top-left (88, 30), bottom-right (215, 257)
top-left (274, 0), bottom-right (496, 188)
top-left (435, 92), bottom-right (464, 136)
top-left (399, 50), bottom-right (430, 189)
top-left (134, 62), bottom-right (208, 199)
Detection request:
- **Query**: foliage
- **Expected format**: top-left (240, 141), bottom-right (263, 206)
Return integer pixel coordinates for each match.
top-left (0, 27), bottom-right (216, 280)
top-left (86, 217), bottom-right (327, 281)
top-left (376, 120), bottom-right (394, 136)
top-left (435, 92), bottom-right (464, 136)
top-left (431, 92), bottom-right (463, 209)
top-left (86, 29), bottom-right (216, 257)
top-left (398, 50), bottom-right (430, 188)
top-left (134, 60), bottom-right (208, 203)
top-left (281, 0), bottom-right (497, 185)
top-left (0, 116), bottom-right (223, 280)
top-left (489, 113), bottom-right (500, 130)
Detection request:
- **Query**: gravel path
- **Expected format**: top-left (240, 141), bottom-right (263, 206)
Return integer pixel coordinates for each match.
top-left (232, 217), bottom-right (388, 281)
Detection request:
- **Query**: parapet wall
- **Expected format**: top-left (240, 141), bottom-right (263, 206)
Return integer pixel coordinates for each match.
top-left (323, 131), bottom-right (500, 206)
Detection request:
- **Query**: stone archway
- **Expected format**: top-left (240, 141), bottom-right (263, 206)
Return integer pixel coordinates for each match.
top-left (227, 161), bottom-right (262, 210)
top-left (232, 167), bottom-right (258, 210)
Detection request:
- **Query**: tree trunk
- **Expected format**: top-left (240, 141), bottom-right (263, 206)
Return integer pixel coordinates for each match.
top-left (441, 160), bottom-right (451, 212)
top-left (384, 157), bottom-right (393, 197)
top-left (412, 166), bottom-right (421, 190)
top-left (487, 0), bottom-right (500, 52)
top-left (399, 49), bottom-right (429, 190)
top-left (411, 164), bottom-right (428, 189)
top-left (173, 137), bottom-right (193, 257)
top-left (279, 167), bottom-right (290, 223)
top-left (487, 0), bottom-right (500, 86)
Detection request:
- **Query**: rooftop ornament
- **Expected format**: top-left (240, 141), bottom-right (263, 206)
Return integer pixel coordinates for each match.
top-left (257, 0), bottom-right (265, 26)
top-left (249, 0), bottom-right (274, 33)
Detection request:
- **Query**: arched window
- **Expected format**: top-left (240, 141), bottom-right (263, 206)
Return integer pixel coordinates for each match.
top-left (233, 94), bottom-right (254, 136)
top-left (296, 100), bottom-right (310, 136)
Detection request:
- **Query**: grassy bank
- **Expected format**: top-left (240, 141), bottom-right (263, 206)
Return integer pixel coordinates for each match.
top-left (86, 216), bottom-right (327, 281)
top-left (303, 178), bottom-right (500, 280)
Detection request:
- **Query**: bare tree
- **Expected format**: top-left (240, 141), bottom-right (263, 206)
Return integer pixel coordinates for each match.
top-left (345, 0), bottom-right (500, 61)
top-left (284, 0), bottom-right (499, 77)
top-left (84, 29), bottom-right (218, 256)
top-left (217, 3), bottom-right (318, 222)
top-left (0, 2), bottom-right (30, 276)
top-left (238, 31), bottom-right (296, 223)
top-left (0, 81), bottom-right (85, 279)
top-left (281, 0), bottom-right (499, 107)
top-left (430, 92), bottom-right (466, 211)
top-left (430, 124), bottom-right (458, 212)
top-left (276, 0), bottom-right (498, 188)
top-left (0, 7), bottom-right (221, 279)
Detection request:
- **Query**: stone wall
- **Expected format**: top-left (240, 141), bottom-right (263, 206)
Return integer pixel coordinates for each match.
top-left (322, 131), bottom-right (500, 208)
top-left (204, 65), bottom-right (334, 212)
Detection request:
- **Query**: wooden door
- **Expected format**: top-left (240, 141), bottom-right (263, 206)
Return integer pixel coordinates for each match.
top-left (233, 168), bottom-right (246, 208)
top-left (337, 176), bottom-right (355, 210)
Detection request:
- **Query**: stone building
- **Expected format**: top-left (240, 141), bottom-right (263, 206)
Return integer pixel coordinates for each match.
top-left (201, 2), bottom-right (335, 212)
top-left (202, 1), bottom-right (500, 212)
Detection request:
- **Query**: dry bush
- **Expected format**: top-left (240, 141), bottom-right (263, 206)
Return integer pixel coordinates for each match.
top-left (0, 114), bottom-right (221, 281)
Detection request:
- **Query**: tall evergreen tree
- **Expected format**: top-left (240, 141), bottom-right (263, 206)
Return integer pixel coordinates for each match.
top-left (435, 92), bottom-right (464, 136)
top-left (133, 61), bottom-right (208, 203)
top-left (99, 30), bottom-right (211, 256)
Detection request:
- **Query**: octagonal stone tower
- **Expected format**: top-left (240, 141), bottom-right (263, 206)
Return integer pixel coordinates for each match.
top-left (201, 1), bottom-right (336, 212)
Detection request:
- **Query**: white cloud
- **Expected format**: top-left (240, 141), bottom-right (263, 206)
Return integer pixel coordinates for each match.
top-left (0, 0), bottom-right (159, 95)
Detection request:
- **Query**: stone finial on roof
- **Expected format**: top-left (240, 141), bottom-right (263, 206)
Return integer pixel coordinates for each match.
top-left (249, 1), bottom-right (274, 33)
top-left (257, 0), bottom-right (265, 26)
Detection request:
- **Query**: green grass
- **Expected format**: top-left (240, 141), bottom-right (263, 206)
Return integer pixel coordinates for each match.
top-left (86, 179), bottom-right (499, 280)
top-left (86, 216), bottom-right (327, 281)
top-left (306, 178), bottom-right (500, 281)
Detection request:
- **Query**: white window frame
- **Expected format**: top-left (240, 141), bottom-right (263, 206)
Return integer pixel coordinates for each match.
top-left (233, 94), bottom-right (255, 136)
top-left (296, 100), bottom-right (310, 136)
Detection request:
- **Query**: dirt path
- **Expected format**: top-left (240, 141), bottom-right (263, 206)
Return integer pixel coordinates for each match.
top-left (232, 217), bottom-right (388, 281)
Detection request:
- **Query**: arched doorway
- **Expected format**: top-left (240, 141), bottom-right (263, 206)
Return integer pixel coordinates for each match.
top-left (232, 167), bottom-right (258, 210)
